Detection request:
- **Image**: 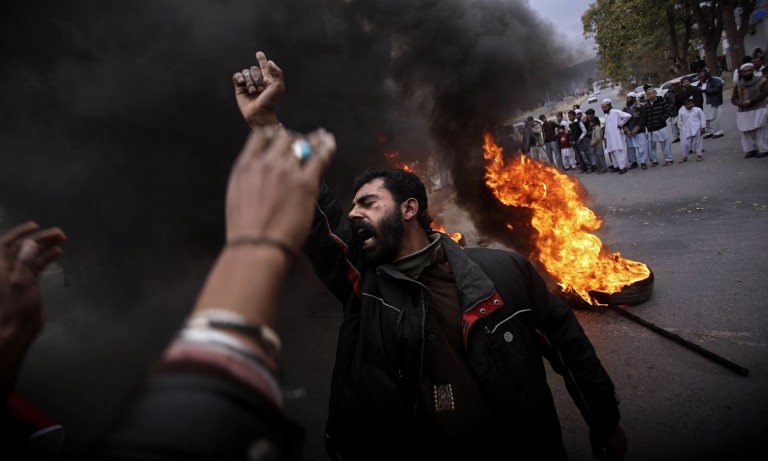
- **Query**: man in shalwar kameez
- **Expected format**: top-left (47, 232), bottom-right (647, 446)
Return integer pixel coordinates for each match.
top-left (731, 62), bottom-right (768, 158)
top-left (600, 99), bottom-right (632, 174)
top-left (677, 96), bottom-right (706, 162)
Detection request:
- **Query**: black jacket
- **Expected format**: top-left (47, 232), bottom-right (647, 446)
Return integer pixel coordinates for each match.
top-left (644, 97), bottom-right (672, 131)
top-left (698, 76), bottom-right (724, 106)
top-left (622, 101), bottom-right (646, 134)
top-left (304, 183), bottom-right (621, 460)
top-left (676, 87), bottom-right (704, 110)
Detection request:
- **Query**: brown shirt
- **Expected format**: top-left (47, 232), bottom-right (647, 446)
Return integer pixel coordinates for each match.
top-left (395, 235), bottom-right (493, 446)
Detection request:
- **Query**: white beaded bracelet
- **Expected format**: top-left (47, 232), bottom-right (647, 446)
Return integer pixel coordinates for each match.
top-left (187, 309), bottom-right (282, 357)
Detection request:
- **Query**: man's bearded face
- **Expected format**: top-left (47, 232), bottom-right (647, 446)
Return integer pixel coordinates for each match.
top-left (348, 178), bottom-right (405, 266)
top-left (742, 67), bottom-right (755, 81)
top-left (352, 206), bottom-right (404, 266)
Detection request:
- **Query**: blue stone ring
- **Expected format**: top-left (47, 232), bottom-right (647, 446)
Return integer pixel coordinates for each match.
top-left (291, 139), bottom-right (312, 162)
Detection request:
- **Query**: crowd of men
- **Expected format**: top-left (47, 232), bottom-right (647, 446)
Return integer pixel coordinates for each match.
top-left (499, 51), bottom-right (768, 171)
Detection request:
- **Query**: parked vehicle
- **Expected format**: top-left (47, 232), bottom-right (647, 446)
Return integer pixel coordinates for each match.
top-left (633, 85), bottom-right (647, 102)
top-left (658, 73), bottom-right (700, 99)
top-left (588, 94), bottom-right (598, 103)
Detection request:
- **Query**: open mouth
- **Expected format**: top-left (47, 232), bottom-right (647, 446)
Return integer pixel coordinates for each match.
top-left (353, 222), bottom-right (377, 250)
top-left (357, 229), bottom-right (375, 249)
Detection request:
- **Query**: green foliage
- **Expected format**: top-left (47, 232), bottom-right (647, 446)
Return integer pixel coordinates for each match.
top-left (583, 0), bottom-right (701, 84)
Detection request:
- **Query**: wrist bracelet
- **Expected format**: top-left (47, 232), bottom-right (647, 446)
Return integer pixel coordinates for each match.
top-left (187, 309), bottom-right (282, 357)
top-left (226, 236), bottom-right (295, 260)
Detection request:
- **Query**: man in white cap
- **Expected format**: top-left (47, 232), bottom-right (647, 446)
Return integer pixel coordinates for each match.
top-left (731, 62), bottom-right (768, 158)
top-left (600, 99), bottom-right (632, 173)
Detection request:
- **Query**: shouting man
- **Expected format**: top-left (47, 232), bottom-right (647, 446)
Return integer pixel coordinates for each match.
top-left (232, 51), bottom-right (628, 460)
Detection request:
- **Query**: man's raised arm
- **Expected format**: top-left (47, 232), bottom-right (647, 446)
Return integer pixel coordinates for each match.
top-left (232, 51), bottom-right (284, 130)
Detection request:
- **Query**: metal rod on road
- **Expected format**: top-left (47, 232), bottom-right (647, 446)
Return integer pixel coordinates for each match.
top-left (607, 305), bottom-right (750, 377)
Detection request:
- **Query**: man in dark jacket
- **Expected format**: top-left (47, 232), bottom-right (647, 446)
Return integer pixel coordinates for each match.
top-left (697, 67), bottom-right (725, 138)
top-left (233, 51), bottom-right (628, 460)
top-left (675, 75), bottom-right (703, 109)
top-left (540, 114), bottom-right (561, 168)
top-left (568, 109), bottom-right (594, 173)
top-left (623, 91), bottom-right (650, 169)
top-left (665, 81), bottom-right (684, 142)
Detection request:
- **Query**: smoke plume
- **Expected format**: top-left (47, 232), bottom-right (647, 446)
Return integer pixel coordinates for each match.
top-left (1, 0), bottom-right (579, 452)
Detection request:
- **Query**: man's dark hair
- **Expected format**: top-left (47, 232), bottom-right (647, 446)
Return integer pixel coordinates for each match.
top-left (352, 168), bottom-right (432, 231)
top-left (585, 108), bottom-right (595, 116)
top-left (567, 110), bottom-right (576, 116)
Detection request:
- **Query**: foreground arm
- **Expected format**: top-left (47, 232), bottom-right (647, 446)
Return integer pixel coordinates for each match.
top-left (232, 51), bottom-right (367, 304)
top-left (94, 127), bottom-right (336, 460)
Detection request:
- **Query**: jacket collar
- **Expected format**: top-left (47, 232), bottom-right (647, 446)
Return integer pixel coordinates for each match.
top-left (376, 233), bottom-right (496, 311)
top-left (438, 235), bottom-right (497, 311)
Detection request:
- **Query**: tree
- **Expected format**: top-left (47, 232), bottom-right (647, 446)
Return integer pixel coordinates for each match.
top-left (721, 0), bottom-right (757, 72)
top-left (663, 1), bottom-right (695, 75)
top-left (583, 0), bottom-right (695, 83)
top-left (690, 0), bottom-right (724, 74)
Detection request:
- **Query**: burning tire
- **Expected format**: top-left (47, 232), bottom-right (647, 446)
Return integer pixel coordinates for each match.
top-left (590, 269), bottom-right (654, 307)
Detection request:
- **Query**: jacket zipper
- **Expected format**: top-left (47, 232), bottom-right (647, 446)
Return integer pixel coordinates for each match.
top-left (408, 289), bottom-right (427, 436)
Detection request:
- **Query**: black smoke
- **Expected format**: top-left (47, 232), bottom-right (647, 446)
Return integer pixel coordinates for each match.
top-left (2, 0), bottom-right (576, 298)
top-left (1, 0), bottom-right (578, 453)
top-left (348, 0), bottom-right (576, 255)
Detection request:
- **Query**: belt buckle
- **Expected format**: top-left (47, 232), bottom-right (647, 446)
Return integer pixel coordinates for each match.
top-left (433, 384), bottom-right (455, 412)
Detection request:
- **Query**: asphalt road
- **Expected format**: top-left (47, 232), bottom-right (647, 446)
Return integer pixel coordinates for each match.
top-left (15, 86), bottom-right (768, 460)
top-left (541, 86), bottom-right (768, 460)
top-left (277, 86), bottom-right (768, 460)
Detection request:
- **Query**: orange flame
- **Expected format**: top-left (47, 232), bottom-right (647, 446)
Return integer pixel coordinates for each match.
top-left (482, 133), bottom-right (650, 305)
top-left (384, 151), bottom-right (414, 173)
top-left (432, 222), bottom-right (464, 246)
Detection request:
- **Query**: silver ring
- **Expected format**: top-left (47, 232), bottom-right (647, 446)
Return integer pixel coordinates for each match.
top-left (291, 140), bottom-right (312, 161)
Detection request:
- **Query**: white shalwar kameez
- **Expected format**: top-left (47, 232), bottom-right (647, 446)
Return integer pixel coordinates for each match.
top-left (678, 105), bottom-right (706, 157)
top-left (737, 106), bottom-right (768, 153)
top-left (603, 107), bottom-right (632, 169)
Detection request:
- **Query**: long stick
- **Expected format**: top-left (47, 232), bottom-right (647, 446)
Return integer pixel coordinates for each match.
top-left (607, 305), bottom-right (750, 377)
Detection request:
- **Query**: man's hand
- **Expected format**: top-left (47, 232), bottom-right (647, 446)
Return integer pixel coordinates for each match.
top-left (590, 425), bottom-right (628, 460)
top-left (232, 51), bottom-right (285, 130)
top-left (226, 127), bottom-right (336, 254)
top-left (0, 222), bottom-right (66, 394)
